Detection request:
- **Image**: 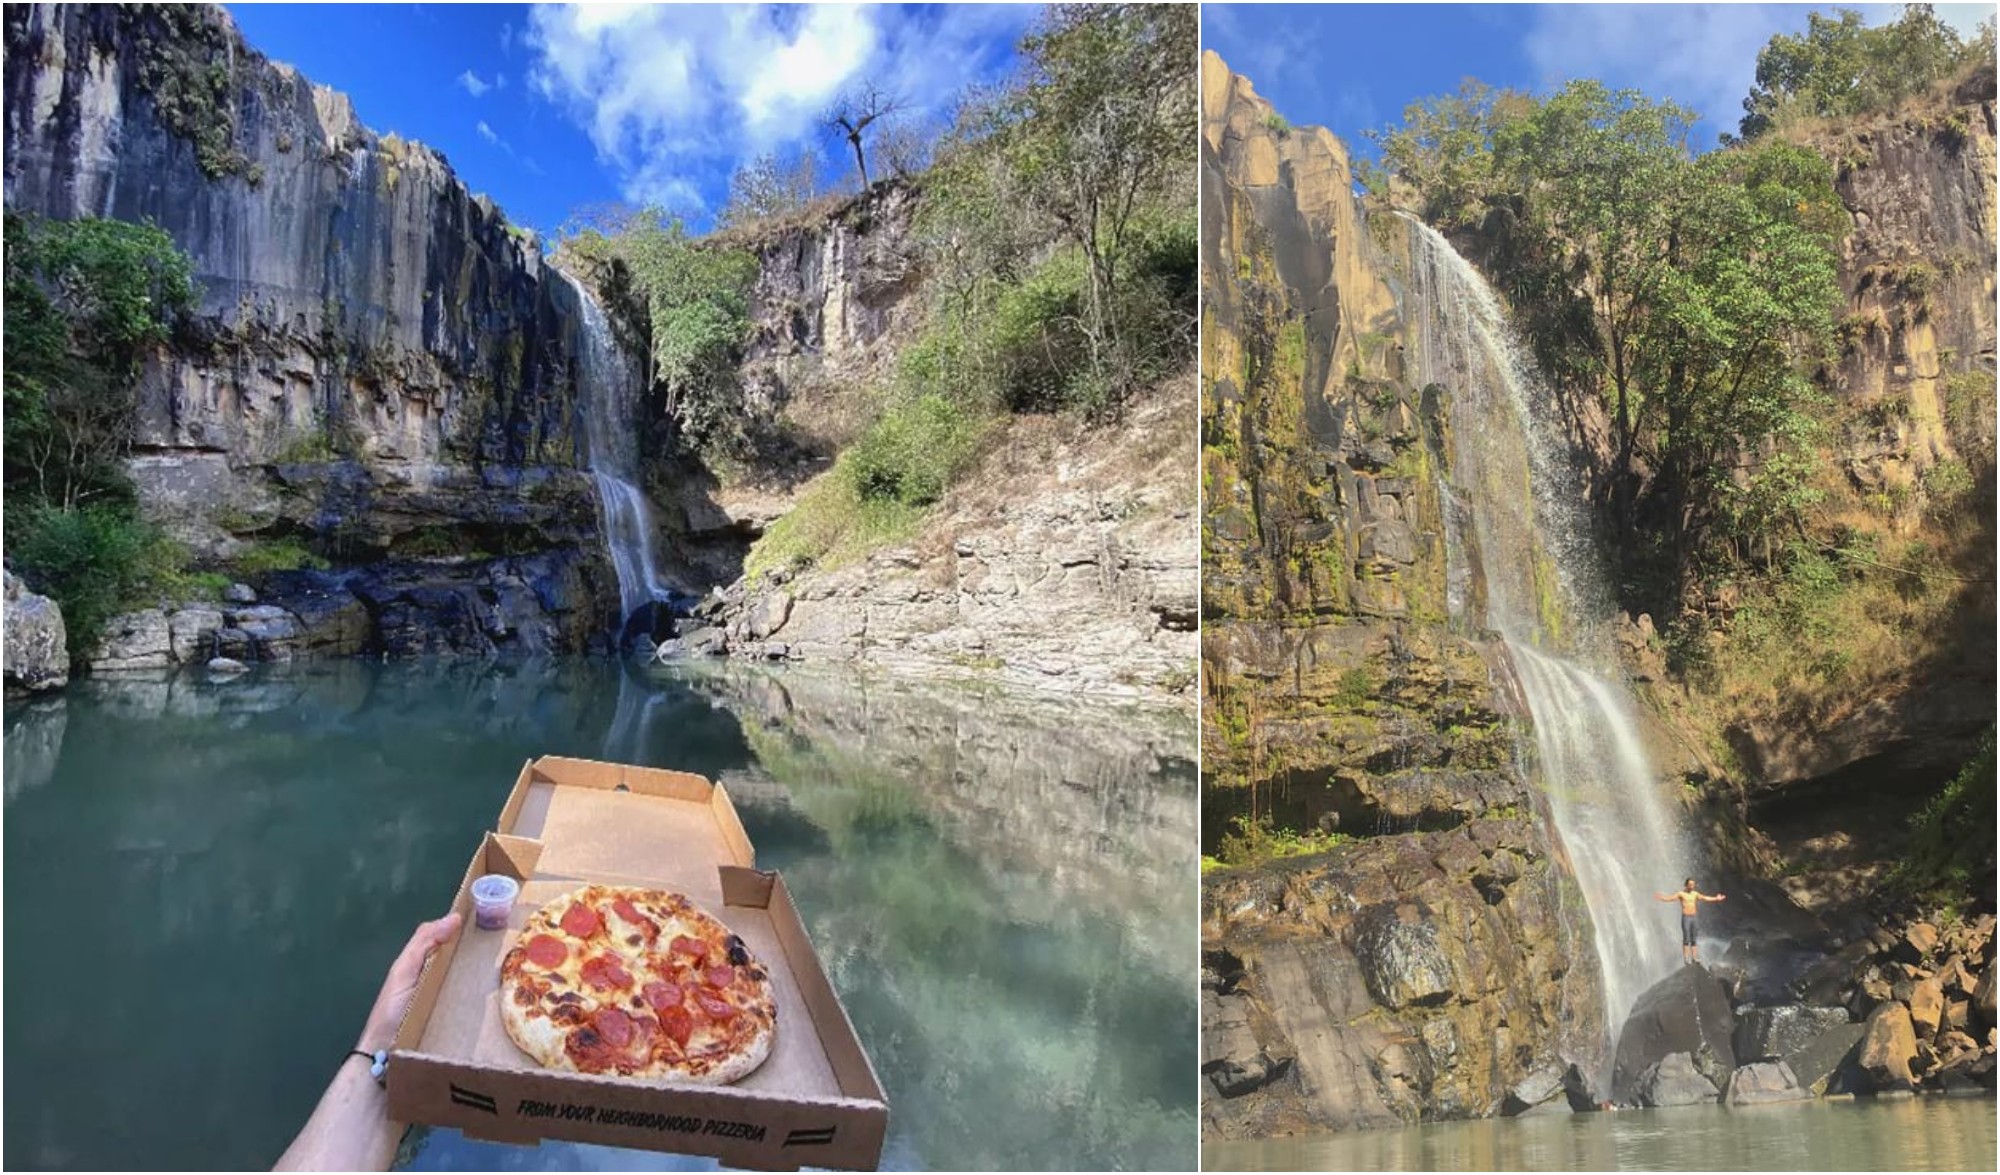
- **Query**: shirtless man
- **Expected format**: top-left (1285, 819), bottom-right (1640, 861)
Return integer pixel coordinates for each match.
top-left (1655, 878), bottom-right (1725, 964)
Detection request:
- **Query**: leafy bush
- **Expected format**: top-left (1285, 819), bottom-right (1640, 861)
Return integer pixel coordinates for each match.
top-left (1214, 814), bottom-right (1347, 867)
top-left (8, 506), bottom-right (189, 661)
top-left (847, 393), bottom-right (987, 507)
top-left (1890, 728), bottom-right (1996, 900)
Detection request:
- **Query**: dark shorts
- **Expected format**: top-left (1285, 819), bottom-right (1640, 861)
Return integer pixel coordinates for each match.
top-left (1681, 913), bottom-right (1698, 946)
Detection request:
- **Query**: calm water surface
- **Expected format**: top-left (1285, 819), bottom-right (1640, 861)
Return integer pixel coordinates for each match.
top-left (3, 658), bottom-right (1197, 1171)
top-left (1204, 1095), bottom-right (1998, 1171)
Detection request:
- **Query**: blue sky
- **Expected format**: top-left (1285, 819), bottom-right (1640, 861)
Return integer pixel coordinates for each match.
top-left (226, 3), bottom-right (1036, 236)
top-left (1203, 3), bottom-right (1995, 154)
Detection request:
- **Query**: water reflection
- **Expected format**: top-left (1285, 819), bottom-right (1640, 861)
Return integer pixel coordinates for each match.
top-left (1204, 1096), bottom-right (1999, 1172)
top-left (3, 659), bottom-right (1196, 1172)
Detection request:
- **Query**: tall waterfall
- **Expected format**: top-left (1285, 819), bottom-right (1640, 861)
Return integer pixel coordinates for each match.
top-left (1401, 214), bottom-right (1696, 1064)
top-left (562, 272), bottom-right (669, 625)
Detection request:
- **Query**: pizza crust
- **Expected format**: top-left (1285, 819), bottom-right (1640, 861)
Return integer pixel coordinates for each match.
top-left (498, 885), bottom-right (776, 1084)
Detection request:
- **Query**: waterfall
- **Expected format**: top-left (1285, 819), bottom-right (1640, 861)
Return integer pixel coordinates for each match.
top-left (561, 272), bottom-right (669, 626)
top-left (1401, 214), bottom-right (1696, 1067)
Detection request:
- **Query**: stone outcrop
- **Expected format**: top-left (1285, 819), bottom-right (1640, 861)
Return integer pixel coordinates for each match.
top-left (1733, 1003), bottom-right (1853, 1063)
top-left (1197, 50), bottom-right (1605, 1138)
top-left (1634, 1053), bottom-right (1719, 1108)
top-left (1856, 1001), bottom-right (1919, 1092)
top-left (1724, 1060), bottom-right (1808, 1106)
top-left (3, 6), bottom-right (619, 561)
top-left (1611, 965), bottom-right (1737, 1105)
top-left (4, 569), bottom-right (68, 696)
top-left (714, 378), bottom-right (1200, 704)
top-left (85, 549), bottom-right (612, 670)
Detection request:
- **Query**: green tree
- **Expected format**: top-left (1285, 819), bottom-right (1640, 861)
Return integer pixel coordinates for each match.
top-left (980, 2), bottom-right (1197, 410)
top-left (3, 212), bottom-right (196, 509)
top-left (1736, 5), bottom-right (1994, 140)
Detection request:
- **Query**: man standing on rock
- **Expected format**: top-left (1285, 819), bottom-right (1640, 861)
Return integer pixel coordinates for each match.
top-left (1656, 878), bottom-right (1725, 965)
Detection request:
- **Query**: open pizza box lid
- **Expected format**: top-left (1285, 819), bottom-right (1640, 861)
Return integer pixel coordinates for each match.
top-left (387, 756), bottom-right (889, 1170)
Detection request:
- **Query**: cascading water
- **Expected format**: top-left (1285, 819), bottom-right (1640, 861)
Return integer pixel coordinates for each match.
top-left (1401, 213), bottom-right (1696, 1069)
top-left (562, 272), bottom-right (670, 627)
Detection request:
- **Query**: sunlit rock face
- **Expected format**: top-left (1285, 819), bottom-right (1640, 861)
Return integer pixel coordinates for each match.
top-left (1199, 50), bottom-right (1607, 1139)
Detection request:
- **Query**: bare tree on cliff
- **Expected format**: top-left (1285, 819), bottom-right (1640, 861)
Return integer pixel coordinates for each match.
top-left (824, 82), bottom-right (907, 193)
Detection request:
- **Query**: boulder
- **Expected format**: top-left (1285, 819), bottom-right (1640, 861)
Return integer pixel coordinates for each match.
top-left (1635, 1053), bottom-right (1719, 1107)
top-left (1784, 1022), bottom-right (1867, 1096)
top-left (89, 609), bottom-right (173, 672)
top-left (1500, 1062), bottom-right (1590, 1116)
top-left (1724, 1061), bottom-right (1808, 1106)
top-left (1856, 1002), bottom-right (1918, 1093)
top-left (168, 607), bottom-right (226, 663)
top-left (3, 570), bottom-right (68, 695)
top-left (223, 582), bottom-right (257, 604)
top-left (1896, 922), bottom-right (1939, 964)
top-left (681, 626), bottom-right (727, 657)
top-left (1908, 976), bottom-right (1945, 1039)
top-left (1353, 908), bottom-right (1453, 1010)
top-left (206, 657), bottom-right (249, 675)
top-left (747, 591), bottom-right (793, 640)
top-left (1975, 963), bottom-right (1995, 1030)
top-left (1612, 965), bottom-right (1737, 1104)
top-left (1734, 1004), bottom-right (1852, 1062)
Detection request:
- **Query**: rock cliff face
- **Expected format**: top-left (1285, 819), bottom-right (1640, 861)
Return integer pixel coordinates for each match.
top-left (1705, 73), bottom-right (1998, 794)
top-left (1198, 52), bottom-right (1604, 1138)
top-left (714, 377), bottom-right (1200, 704)
top-left (4, 4), bottom-right (618, 655)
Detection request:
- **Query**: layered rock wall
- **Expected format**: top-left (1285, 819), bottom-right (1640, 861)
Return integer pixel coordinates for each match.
top-left (1198, 51), bottom-right (1604, 1137)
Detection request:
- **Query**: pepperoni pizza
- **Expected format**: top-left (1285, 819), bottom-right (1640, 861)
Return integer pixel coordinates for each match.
top-left (498, 885), bottom-right (777, 1083)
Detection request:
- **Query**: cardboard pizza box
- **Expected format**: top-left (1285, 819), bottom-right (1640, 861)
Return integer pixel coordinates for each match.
top-left (386, 756), bottom-right (890, 1171)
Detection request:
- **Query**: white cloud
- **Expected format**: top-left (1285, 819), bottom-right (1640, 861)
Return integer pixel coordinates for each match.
top-left (477, 120), bottom-right (511, 152)
top-left (525, 2), bottom-right (1032, 210)
top-left (1523, 3), bottom-right (1998, 135)
top-left (458, 69), bottom-right (492, 97)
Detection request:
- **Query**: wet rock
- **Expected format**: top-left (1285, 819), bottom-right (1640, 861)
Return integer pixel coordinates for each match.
top-left (3, 569), bottom-right (67, 696)
top-left (1725, 1061), bottom-right (1807, 1106)
top-left (1500, 1063), bottom-right (1589, 1117)
top-left (1635, 1053), bottom-right (1719, 1107)
top-left (1784, 1022), bottom-right (1867, 1096)
top-left (1856, 1002), bottom-right (1918, 1092)
top-left (1734, 1004), bottom-right (1852, 1062)
top-left (168, 608), bottom-right (226, 663)
top-left (1354, 907), bottom-right (1453, 1009)
top-left (682, 626), bottom-right (728, 656)
top-left (1612, 965), bottom-right (1736, 1105)
top-left (89, 610), bottom-right (173, 672)
top-left (206, 657), bottom-right (249, 675)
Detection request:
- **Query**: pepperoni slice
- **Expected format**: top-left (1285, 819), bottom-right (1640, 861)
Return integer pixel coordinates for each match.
top-left (524, 934), bottom-right (567, 969)
top-left (660, 1005), bottom-right (694, 1046)
top-left (561, 903), bottom-right (601, 938)
top-left (581, 955), bottom-right (634, 991)
top-left (643, 981), bottom-right (685, 1013)
top-left (594, 1007), bottom-right (634, 1048)
top-left (698, 994), bottom-right (738, 1021)
top-left (705, 965), bottom-right (736, 989)
top-left (670, 934), bottom-right (707, 959)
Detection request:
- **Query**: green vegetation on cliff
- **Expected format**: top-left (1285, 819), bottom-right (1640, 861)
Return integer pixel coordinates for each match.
top-left (3, 212), bottom-right (201, 659)
top-left (1372, 81), bottom-right (1847, 610)
top-left (1734, 4), bottom-right (1995, 141)
top-left (747, 3), bottom-right (1196, 577)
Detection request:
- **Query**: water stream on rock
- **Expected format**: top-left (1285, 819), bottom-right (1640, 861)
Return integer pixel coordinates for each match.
top-left (1402, 215), bottom-right (1697, 1074)
top-left (563, 272), bottom-right (669, 626)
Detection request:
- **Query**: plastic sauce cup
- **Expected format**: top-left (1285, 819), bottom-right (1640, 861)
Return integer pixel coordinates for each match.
top-left (471, 874), bottom-right (520, 930)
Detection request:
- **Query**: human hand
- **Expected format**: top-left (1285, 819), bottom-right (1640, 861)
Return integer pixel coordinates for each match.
top-left (355, 912), bottom-right (462, 1054)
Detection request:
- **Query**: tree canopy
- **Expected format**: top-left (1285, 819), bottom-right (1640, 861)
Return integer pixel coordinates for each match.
top-left (1735, 4), bottom-right (1996, 141)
